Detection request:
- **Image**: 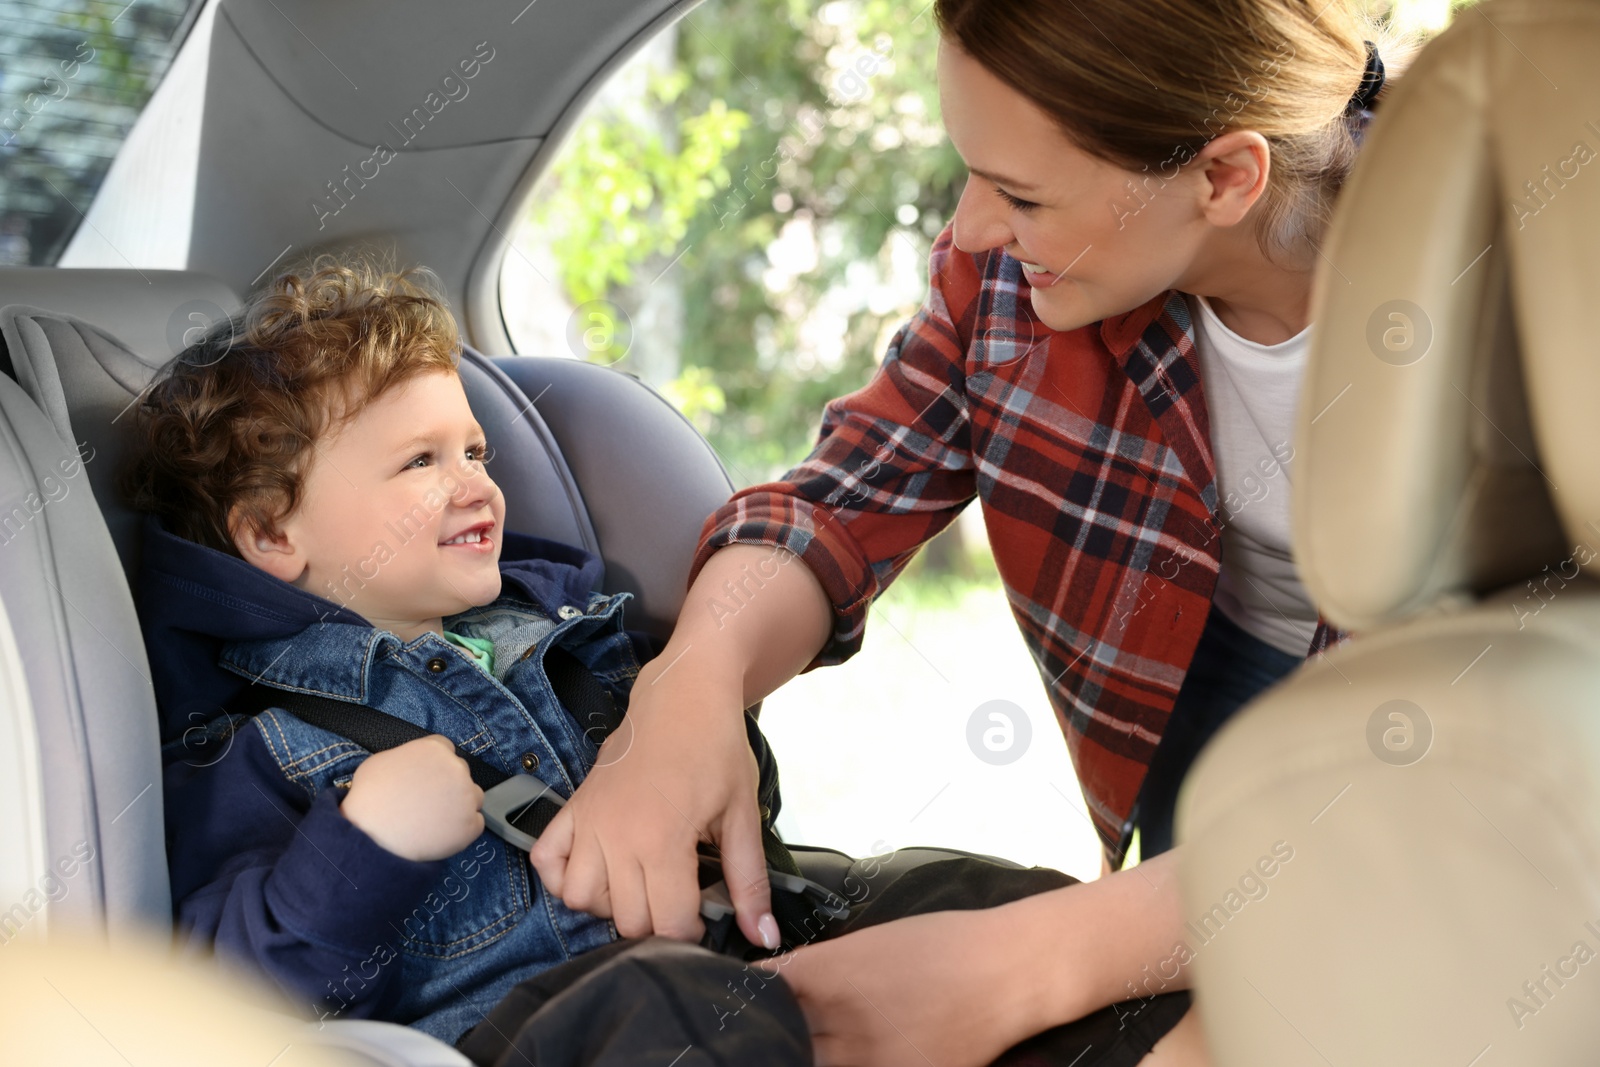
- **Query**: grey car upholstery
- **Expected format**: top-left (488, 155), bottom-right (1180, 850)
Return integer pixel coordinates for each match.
top-left (0, 268), bottom-right (240, 379)
top-left (488, 357), bottom-right (739, 642)
top-left (1176, 2), bottom-right (1600, 1063)
top-left (0, 367), bottom-right (168, 942)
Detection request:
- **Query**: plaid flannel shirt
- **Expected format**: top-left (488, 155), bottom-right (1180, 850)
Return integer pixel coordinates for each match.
top-left (688, 223), bottom-right (1349, 868)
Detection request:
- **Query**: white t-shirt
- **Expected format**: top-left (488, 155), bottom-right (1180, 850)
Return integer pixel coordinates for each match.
top-left (1188, 293), bottom-right (1319, 656)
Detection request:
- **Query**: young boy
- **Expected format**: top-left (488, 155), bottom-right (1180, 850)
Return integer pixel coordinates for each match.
top-left (122, 259), bottom-right (659, 1045)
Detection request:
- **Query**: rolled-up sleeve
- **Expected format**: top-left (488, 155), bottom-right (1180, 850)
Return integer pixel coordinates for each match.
top-left (688, 225), bottom-right (980, 670)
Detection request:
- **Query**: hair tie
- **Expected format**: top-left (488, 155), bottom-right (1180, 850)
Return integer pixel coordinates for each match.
top-left (1347, 40), bottom-right (1385, 113)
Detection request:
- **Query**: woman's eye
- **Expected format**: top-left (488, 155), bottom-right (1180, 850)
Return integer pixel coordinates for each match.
top-left (995, 186), bottom-right (1040, 212)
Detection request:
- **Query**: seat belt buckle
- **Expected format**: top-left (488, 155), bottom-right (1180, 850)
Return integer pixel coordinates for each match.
top-left (697, 868), bottom-right (851, 924)
top-left (482, 775), bottom-right (565, 853)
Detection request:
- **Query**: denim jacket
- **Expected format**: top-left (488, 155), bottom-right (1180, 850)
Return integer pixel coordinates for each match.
top-left (138, 513), bottom-right (657, 1044)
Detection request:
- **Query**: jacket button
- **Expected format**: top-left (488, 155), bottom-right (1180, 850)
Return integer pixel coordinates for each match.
top-left (426, 657), bottom-right (447, 673)
top-left (520, 751), bottom-right (541, 772)
top-left (557, 605), bottom-right (582, 620)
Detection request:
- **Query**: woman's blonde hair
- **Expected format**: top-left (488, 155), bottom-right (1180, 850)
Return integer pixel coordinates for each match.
top-left (935, 0), bottom-right (1427, 259)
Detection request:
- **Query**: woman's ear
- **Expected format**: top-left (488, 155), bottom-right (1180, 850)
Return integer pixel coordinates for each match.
top-left (229, 506), bottom-right (305, 583)
top-left (1193, 129), bottom-right (1272, 227)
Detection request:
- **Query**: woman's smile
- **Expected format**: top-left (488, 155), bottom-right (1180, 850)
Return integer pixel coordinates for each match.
top-left (1017, 258), bottom-right (1063, 287)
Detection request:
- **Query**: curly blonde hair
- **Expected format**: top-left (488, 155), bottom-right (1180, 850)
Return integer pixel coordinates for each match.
top-left (121, 256), bottom-right (461, 555)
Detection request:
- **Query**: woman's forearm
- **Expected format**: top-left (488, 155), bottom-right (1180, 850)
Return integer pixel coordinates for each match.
top-left (642, 543), bottom-right (834, 708)
top-left (1001, 848), bottom-right (1193, 1033)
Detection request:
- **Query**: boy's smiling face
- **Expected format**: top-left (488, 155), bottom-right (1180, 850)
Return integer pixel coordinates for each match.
top-left (233, 369), bottom-right (506, 643)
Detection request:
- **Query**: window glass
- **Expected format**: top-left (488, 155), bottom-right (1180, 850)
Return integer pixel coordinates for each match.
top-left (501, 0), bottom-right (968, 473)
top-left (0, 0), bottom-right (199, 265)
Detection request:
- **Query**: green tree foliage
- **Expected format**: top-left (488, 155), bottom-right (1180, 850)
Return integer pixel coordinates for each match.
top-left (531, 0), bottom-right (962, 481)
top-left (669, 0), bottom-right (964, 480)
top-left (535, 71), bottom-right (749, 308)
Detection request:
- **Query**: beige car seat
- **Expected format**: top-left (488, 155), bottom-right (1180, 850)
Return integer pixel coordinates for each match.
top-left (1176, 1), bottom-right (1600, 1064)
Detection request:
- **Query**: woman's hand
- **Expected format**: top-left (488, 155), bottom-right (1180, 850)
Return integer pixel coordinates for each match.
top-left (767, 908), bottom-right (1037, 1067)
top-left (770, 850), bottom-right (1199, 1066)
top-left (528, 656), bottom-right (779, 948)
top-left (530, 543), bottom-right (832, 950)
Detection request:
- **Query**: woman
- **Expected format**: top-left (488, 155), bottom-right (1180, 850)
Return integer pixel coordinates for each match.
top-left (531, 1), bottom-right (1421, 1062)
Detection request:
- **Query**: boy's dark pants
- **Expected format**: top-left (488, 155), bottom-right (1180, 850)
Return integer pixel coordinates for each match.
top-left (456, 858), bottom-right (1191, 1067)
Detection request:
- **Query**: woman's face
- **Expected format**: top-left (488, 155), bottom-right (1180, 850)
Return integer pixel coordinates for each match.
top-left (937, 40), bottom-right (1216, 333)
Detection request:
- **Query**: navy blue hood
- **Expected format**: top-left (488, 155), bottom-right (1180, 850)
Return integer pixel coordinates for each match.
top-left (134, 512), bottom-right (635, 743)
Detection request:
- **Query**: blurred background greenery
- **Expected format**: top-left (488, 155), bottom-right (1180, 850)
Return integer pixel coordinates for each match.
top-left (508, 0), bottom-right (962, 480)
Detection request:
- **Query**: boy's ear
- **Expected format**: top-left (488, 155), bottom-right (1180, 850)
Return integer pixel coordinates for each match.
top-left (229, 506), bottom-right (305, 583)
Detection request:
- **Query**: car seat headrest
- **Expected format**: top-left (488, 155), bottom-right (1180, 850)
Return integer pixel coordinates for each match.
top-left (1296, 0), bottom-right (1597, 631)
top-left (0, 307), bottom-right (172, 587)
top-left (0, 268), bottom-right (241, 379)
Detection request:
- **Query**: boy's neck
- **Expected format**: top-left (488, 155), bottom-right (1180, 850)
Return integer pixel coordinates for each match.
top-left (371, 616), bottom-right (445, 644)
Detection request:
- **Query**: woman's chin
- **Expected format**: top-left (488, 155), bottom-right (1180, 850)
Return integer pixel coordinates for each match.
top-left (1027, 283), bottom-right (1096, 333)
top-left (1029, 281), bottom-right (1171, 334)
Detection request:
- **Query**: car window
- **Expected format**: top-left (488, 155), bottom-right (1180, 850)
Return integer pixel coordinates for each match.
top-left (500, 0), bottom-right (958, 474)
top-left (0, 0), bottom-right (201, 266)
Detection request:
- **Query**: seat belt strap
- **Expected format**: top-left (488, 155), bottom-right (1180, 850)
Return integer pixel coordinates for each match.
top-left (228, 684), bottom-right (515, 790)
top-left (229, 682), bottom-right (568, 841)
top-left (228, 645), bottom-right (616, 785)
top-left (541, 644), bottom-right (625, 739)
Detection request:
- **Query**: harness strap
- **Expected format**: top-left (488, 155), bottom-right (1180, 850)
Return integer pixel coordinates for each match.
top-left (542, 644), bottom-right (626, 740)
top-left (227, 645), bottom-right (613, 841)
top-left (233, 684), bottom-right (511, 790)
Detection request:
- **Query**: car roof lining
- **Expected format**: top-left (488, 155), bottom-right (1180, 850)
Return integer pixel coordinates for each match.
top-left (144, 0), bottom-right (699, 355)
top-left (215, 0), bottom-right (682, 150)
